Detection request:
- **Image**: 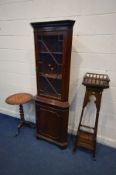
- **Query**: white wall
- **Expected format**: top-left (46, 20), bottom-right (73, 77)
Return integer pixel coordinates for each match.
top-left (0, 0), bottom-right (116, 147)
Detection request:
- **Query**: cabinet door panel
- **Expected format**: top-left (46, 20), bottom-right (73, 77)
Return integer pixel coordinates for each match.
top-left (37, 106), bottom-right (62, 140)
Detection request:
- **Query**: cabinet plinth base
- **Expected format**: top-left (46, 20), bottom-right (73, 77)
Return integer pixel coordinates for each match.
top-left (36, 133), bottom-right (68, 149)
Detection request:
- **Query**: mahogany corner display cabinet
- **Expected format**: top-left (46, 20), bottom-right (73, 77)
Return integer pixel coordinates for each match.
top-left (31, 20), bottom-right (75, 148)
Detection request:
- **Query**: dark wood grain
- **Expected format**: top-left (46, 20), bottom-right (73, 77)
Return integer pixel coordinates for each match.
top-left (31, 20), bottom-right (75, 148)
top-left (73, 73), bottom-right (110, 159)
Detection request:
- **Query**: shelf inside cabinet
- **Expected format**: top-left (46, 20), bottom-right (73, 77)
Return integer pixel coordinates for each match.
top-left (39, 73), bottom-right (62, 79)
top-left (39, 51), bottom-right (63, 55)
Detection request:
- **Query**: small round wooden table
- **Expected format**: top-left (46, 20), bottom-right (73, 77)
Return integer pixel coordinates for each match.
top-left (5, 92), bottom-right (34, 136)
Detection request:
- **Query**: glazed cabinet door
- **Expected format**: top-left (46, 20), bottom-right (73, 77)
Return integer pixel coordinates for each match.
top-left (35, 31), bottom-right (65, 100)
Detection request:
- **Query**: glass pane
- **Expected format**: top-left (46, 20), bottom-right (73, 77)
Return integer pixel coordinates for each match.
top-left (39, 53), bottom-right (62, 74)
top-left (39, 76), bottom-right (61, 99)
top-left (38, 34), bottom-right (63, 99)
top-left (39, 35), bottom-right (63, 53)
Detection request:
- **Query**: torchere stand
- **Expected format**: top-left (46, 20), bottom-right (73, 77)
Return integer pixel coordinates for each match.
top-left (73, 73), bottom-right (110, 159)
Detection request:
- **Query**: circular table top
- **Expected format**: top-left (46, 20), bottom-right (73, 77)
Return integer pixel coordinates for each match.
top-left (5, 93), bottom-right (33, 105)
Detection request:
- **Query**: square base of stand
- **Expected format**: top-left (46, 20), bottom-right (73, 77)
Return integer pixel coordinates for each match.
top-left (76, 130), bottom-right (95, 150)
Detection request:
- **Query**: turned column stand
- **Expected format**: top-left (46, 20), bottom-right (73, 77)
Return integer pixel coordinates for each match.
top-left (6, 93), bottom-right (35, 136)
top-left (73, 73), bottom-right (110, 159)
